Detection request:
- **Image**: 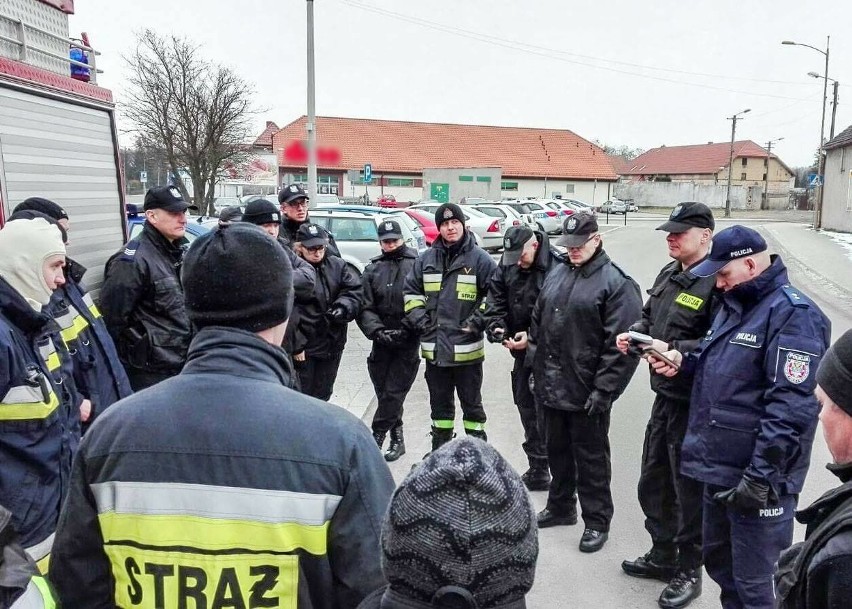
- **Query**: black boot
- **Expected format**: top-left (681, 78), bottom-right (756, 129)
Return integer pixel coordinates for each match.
top-left (521, 463), bottom-right (551, 491)
top-left (658, 569), bottom-right (702, 608)
top-left (372, 430), bottom-right (386, 449)
top-left (465, 428), bottom-right (487, 442)
top-left (385, 426), bottom-right (406, 462)
top-left (428, 426), bottom-right (455, 455)
top-left (621, 543), bottom-right (678, 582)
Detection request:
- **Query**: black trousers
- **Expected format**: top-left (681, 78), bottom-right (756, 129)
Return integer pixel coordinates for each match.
top-left (424, 362), bottom-right (487, 432)
top-left (126, 367), bottom-right (175, 392)
top-left (545, 407), bottom-right (613, 532)
top-left (638, 394), bottom-right (704, 568)
top-left (510, 358), bottom-right (548, 469)
top-left (296, 351), bottom-right (344, 401)
top-left (368, 344), bottom-right (420, 434)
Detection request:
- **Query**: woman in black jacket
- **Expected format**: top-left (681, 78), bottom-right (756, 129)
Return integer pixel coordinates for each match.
top-left (294, 223), bottom-right (363, 400)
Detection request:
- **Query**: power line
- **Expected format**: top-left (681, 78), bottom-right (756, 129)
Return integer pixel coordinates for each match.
top-left (338, 0), bottom-right (815, 101)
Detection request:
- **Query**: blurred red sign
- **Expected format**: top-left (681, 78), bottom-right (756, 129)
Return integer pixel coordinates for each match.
top-left (37, 0), bottom-right (75, 14)
top-left (283, 141), bottom-right (341, 166)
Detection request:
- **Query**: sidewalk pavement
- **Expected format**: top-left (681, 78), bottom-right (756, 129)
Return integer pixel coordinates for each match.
top-left (329, 325), bottom-right (377, 421)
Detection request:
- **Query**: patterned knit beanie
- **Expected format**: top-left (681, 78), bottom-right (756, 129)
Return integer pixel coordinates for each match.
top-left (382, 437), bottom-right (538, 607)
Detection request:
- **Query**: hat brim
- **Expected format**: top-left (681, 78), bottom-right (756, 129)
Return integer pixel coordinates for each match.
top-left (148, 200), bottom-right (195, 213)
top-left (656, 220), bottom-right (697, 233)
top-left (283, 195), bottom-right (309, 205)
top-left (556, 233), bottom-right (590, 247)
top-left (379, 232), bottom-right (403, 241)
top-left (298, 236), bottom-right (327, 248)
top-left (501, 248), bottom-right (523, 266)
top-left (690, 258), bottom-right (729, 277)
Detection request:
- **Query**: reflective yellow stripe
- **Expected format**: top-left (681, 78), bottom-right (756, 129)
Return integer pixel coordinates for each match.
top-left (59, 313), bottom-right (89, 344)
top-left (104, 546), bottom-right (298, 609)
top-left (98, 512), bottom-right (330, 555)
top-left (421, 342), bottom-right (435, 361)
top-left (38, 340), bottom-right (60, 372)
top-left (405, 298), bottom-right (426, 313)
top-left (35, 555), bottom-right (50, 576)
top-left (454, 349), bottom-right (484, 362)
top-left (424, 282), bottom-right (441, 292)
top-left (463, 420), bottom-right (485, 431)
top-left (423, 273), bottom-right (442, 292)
top-left (479, 301), bottom-right (486, 311)
top-left (456, 282), bottom-right (478, 301)
top-left (83, 293), bottom-right (103, 319)
top-left (45, 352), bottom-right (60, 372)
top-left (432, 419), bottom-right (454, 429)
top-left (1, 386), bottom-right (59, 421)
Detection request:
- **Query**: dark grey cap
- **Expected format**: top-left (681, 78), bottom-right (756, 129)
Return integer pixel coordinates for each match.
top-left (556, 212), bottom-right (598, 247)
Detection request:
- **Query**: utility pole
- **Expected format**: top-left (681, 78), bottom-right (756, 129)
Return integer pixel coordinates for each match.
top-left (306, 0), bottom-right (318, 206)
top-left (762, 138), bottom-right (783, 210)
top-left (725, 108), bottom-right (751, 218)
top-left (830, 79), bottom-right (839, 139)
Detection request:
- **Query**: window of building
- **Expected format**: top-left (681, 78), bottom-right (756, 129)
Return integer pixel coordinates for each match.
top-left (501, 181), bottom-right (519, 191)
top-left (740, 173), bottom-right (747, 180)
top-left (565, 184), bottom-right (575, 193)
top-left (288, 173), bottom-right (338, 193)
top-left (742, 158), bottom-right (748, 167)
top-left (476, 176), bottom-right (491, 183)
top-left (762, 173), bottom-right (767, 181)
top-left (388, 178), bottom-right (415, 187)
top-left (459, 175), bottom-right (474, 182)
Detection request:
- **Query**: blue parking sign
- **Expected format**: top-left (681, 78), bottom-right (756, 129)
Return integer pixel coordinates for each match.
top-left (364, 164), bottom-right (372, 183)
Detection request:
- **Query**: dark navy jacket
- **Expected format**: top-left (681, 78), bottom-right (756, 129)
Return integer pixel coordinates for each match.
top-left (680, 257), bottom-right (830, 495)
top-left (48, 258), bottom-right (131, 423)
top-left (50, 326), bottom-right (394, 609)
top-left (0, 278), bottom-right (80, 560)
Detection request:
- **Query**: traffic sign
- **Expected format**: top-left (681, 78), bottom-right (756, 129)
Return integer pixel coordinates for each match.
top-left (808, 174), bottom-right (823, 188)
top-left (364, 164), bottom-right (372, 183)
top-left (140, 171), bottom-right (147, 184)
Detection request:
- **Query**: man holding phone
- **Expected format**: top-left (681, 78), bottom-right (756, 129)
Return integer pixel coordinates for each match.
top-left (483, 225), bottom-right (554, 491)
top-left (647, 225), bottom-right (830, 609)
top-left (615, 202), bottom-right (717, 609)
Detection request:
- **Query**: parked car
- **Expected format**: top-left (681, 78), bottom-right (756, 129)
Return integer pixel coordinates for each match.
top-left (471, 203), bottom-right (534, 229)
top-left (601, 199), bottom-right (628, 214)
top-left (562, 198), bottom-right (599, 214)
top-left (212, 196), bottom-right (242, 214)
top-left (409, 203), bottom-right (505, 251)
top-left (309, 208), bottom-right (426, 274)
top-left (460, 197), bottom-right (488, 206)
top-left (501, 201), bottom-right (537, 226)
top-left (313, 193), bottom-right (342, 206)
top-left (377, 195), bottom-right (398, 208)
top-left (518, 200), bottom-right (563, 234)
top-left (403, 208), bottom-right (439, 245)
top-left (314, 204), bottom-right (427, 252)
top-left (626, 200), bottom-right (639, 212)
top-left (543, 200), bottom-right (577, 217)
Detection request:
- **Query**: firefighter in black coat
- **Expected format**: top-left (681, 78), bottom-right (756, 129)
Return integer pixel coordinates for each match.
top-left (357, 220), bottom-right (420, 462)
top-left (483, 225), bottom-right (553, 491)
top-left (294, 223), bottom-right (362, 401)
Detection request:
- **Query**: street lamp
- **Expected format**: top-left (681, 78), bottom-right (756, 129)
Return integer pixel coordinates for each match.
top-left (306, 0), bottom-right (318, 205)
top-left (762, 137), bottom-right (784, 210)
top-left (725, 108), bottom-right (751, 218)
top-left (808, 71), bottom-right (840, 140)
top-left (782, 37), bottom-right (830, 229)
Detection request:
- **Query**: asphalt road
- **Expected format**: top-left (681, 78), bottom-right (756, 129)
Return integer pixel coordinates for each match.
top-left (372, 217), bottom-right (852, 608)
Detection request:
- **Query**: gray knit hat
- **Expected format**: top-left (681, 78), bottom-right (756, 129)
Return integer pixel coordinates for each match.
top-left (381, 437), bottom-right (538, 607)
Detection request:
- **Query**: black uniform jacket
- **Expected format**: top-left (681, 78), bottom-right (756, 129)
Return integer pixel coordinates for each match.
top-left (529, 247), bottom-right (643, 411)
top-left (630, 258), bottom-right (719, 402)
top-left (357, 246), bottom-right (419, 341)
top-left (100, 222), bottom-right (192, 375)
top-left (303, 254), bottom-right (363, 358)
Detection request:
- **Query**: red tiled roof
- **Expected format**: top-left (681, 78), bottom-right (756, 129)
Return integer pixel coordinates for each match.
top-left (607, 154), bottom-right (634, 175)
top-left (253, 121), bottom-right (279, 149)
top-left (624, 141), bottom-right (789, 176)
top-left (270, 116), bottom-right (618, 181)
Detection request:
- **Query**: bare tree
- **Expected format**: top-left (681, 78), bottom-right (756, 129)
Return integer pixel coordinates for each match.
top-left (123, 30), bottom-right (257, 215)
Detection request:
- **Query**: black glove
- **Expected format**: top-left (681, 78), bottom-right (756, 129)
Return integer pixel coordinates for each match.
top-left (326, 305), bottom-right (347, 323)
top-left (713, 475), bottom-right (773, 510)
top-left (584, 391), bottom-right (612, 417)
top-left (384, 329), bottom-right (407, 344)
top-left (485, 322), bottom-right (506, 344)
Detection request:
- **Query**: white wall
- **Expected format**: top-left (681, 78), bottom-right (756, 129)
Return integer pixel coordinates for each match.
top-left (341, 178), bottom-right (422, 203)
top-left (505, 179), bottom-right (614, 206)
top-left (822, 146), bottom-right (852, 233)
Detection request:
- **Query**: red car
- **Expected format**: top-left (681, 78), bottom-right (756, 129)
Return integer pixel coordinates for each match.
top-left (378, 195), bottom-right (398, 208)
top-left (404, 209), bottom-right (439, 245)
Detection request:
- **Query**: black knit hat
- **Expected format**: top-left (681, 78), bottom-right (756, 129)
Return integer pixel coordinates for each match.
top-left (434, 203), bottom-right (466, 227)
top-left (817, 329), bottom-right (852, 416)
top-left (14, 197), bottom-right (69, 221)
top-left (382, 437), bottom-right (538, 607)
top-left (183, 224), bottom-right (293, 332)
top-left (241, 199), bottom-right (281, 225)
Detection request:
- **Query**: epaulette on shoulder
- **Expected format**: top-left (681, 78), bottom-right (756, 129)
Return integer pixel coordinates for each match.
top-left (369, 253), bottom-right (383, 263)
top-left (610, 261), bottom-right (633, 280)
top-left (781, 284), bottom-right (810, 308)
top-left (118, 240), bottom-right (141, 261)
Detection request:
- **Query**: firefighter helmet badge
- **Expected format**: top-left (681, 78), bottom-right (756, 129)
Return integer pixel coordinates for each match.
top-left (783, 351), bottom-right (810, 384)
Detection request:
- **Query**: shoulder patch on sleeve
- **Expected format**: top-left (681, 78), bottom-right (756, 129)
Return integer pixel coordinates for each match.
top-left (781, 285), bottom-right (810, 308)
top-left (118, 239), bottom-right (141, 261)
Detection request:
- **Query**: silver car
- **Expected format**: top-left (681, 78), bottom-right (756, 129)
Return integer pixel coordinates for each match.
top-left (471, 203), bottom-right (535, 230)
top-left (409, 203), bottom-right (505, 251)
top-left (518, 200), bottom-right (563, 234)
top-left (308, 208), bottom-right (425, 275)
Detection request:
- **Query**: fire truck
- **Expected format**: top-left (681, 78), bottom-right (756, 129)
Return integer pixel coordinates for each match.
top-left (0, 0), bottom-right (125, 290)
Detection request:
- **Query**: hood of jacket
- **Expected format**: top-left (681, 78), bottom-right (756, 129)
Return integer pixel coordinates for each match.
top-left (183, 326), bottom-right (296, 389)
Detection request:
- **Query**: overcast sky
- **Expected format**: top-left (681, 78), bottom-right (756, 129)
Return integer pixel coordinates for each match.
top-left (70, 0), bottom-right (850, 167)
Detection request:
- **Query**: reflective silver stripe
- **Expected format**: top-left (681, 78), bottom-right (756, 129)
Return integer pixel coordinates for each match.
top-left (53, 309), bottom-right (75, 330)
top-left (2, 384), bottom-right (44, 405)
top-left (456, 275), bottom-right (477, 284)
top-left (24, 532), bottom-right (54, 562)
top-left (423, 273), bottom-right (443, 283)
top-left (403, 294), bottom-right (423, 302)
top-left (37, 340), bottom-right (56, 361)
top-left (420, 342), bottom-right (436, 351)
top-left (91, 481), bottom-right (342, 526)
top-left (10, 581), bottom-right (48, 609)
top-left (454, 340), bottom-right (485, 353)
top-left (82, 292), bottom-right (96, 308)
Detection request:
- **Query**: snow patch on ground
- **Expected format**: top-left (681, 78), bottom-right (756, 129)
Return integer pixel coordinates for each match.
top-left (823, 230), bottom-right (852, 263)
